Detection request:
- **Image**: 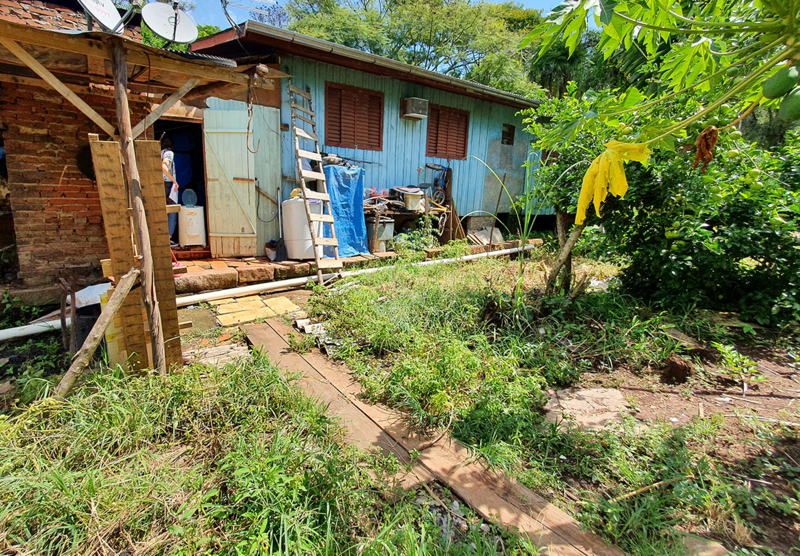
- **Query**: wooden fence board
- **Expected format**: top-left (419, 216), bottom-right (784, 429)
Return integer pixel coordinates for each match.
top-left (135, 140), bottom-right (183, 370)
top-left (90, 138), bottom-right (148, 370)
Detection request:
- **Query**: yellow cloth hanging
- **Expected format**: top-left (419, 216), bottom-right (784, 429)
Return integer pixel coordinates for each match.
top-left (575, 140), bottom-right (651, 225)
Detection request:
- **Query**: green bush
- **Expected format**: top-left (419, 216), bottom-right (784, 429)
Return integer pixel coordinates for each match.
top-left (526, 90), bottom-right (800, 325)
top-left (602, 136), bottom-right (800, 325)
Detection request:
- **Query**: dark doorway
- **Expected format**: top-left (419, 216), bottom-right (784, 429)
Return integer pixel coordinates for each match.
top-left (152, 120), bottom-right (206, 210)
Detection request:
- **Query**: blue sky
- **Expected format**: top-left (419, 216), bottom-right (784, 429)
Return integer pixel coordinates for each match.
top-left (188, 0), bottom-right (561, 29)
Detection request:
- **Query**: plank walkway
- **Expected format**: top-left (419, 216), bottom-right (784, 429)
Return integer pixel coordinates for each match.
top-left (245, 320), bottom-right (625, 556)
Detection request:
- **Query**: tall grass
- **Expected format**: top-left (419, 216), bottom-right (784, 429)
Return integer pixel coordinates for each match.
top-left (0, 351), bottom-right (539, 555)
top-left (309, 258), bottom-right (798, 555)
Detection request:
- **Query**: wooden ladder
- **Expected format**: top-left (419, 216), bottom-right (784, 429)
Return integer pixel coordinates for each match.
top-left (289, 83), bottom-right (342, 284)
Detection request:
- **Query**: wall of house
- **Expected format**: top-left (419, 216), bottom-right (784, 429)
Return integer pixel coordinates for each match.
top-left (204, 55), bottom-right (542, 222)
top-left (0, 82), bottom-right (149, 286)
top-left (278, 55), bottom-right (539, 217)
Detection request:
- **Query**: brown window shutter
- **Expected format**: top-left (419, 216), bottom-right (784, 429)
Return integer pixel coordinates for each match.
top-left (325, 82), bottom-right (384, 151)
top-left (426, 105), bottom-right (468, 159)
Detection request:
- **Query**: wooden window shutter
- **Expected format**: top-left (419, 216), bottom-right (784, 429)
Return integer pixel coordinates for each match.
top-left (325, 82), bottom-right (384, 151)
top-left (426, 105), bottom-right (469, 159)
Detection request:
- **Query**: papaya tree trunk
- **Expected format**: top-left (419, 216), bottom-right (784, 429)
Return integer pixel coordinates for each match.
top-left (544, 222), bottom-right (585, 296)
top-left (555, 209), bottom-right (575, 294)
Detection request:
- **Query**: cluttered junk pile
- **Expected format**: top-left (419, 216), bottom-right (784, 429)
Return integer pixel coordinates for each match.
top-left (268, 84), bottom-right (466, 284)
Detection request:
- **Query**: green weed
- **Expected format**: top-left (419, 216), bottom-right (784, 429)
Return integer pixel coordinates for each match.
top-left (0, 350), bottom-right (541, 555)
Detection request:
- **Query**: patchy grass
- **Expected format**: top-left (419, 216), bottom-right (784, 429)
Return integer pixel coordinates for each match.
top-left (309, 256), bottom-right (800, 555)
top-left (0, 350), bottom-right (541, 555)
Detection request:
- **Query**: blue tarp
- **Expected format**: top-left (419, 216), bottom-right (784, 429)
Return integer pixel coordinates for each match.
top-left (323, 165), bottom-right (369, 258)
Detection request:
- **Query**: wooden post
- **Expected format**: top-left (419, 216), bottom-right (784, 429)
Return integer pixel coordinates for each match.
top-left (53, 268), bottom-right (140, 401)
top-left (488, 173), bottom-right (506, 252)
top-left (110, 38), bottom-right (166, 374)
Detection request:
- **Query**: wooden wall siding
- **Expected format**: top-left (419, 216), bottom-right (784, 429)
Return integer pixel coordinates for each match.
top-left (205, 55), bottom-right (546, 225)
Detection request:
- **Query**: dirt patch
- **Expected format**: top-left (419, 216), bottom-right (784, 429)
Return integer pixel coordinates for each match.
top-left (577, 354), bottom-right (800, 554)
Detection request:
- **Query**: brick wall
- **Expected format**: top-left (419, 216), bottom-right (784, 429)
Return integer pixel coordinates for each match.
top-left (0, 81), bottom-right (149, 286)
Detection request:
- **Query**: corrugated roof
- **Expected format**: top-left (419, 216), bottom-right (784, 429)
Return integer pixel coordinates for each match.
top-left (192, 20), bottom-right (541, 109)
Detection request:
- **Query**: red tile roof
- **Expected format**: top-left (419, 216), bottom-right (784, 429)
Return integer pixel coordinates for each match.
top-left (0, 0), bottom-right (142, 40)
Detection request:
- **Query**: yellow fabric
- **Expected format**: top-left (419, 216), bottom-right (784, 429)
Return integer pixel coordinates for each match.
top-left (575, 141), bottom-right (651, 225)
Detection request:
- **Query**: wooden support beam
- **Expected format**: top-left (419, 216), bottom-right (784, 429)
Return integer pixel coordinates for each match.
top-left (87, 55), bottom-right (105, 76)
top-left (131, 76), bottom-right (201, 139)
top-left (111, 38), bottom-right (166, 375)
top-left (0, 38), bottom-right (117, 137)
top-left (0, 20), bottom-right (275, 88)
top-left (53, 267), bottom-right (140, 401)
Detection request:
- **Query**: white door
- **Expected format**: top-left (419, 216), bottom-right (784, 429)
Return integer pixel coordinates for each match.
top-left (204, 110), bottom-right (258, 257)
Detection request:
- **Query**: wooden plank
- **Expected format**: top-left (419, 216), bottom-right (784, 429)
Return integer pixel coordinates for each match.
top-left (135, 140), bottom-right (183, 370)
top-left (89, 139), bottom-right (148, 370)
top-left (259, 320), bottom-right (625, 556)
top-left (308, 213), bottom-right (335, 223)
top-left (289, 84), bottom-right (311, 99)
top-left (294, 127), bottom-right (318, 141)
top-left (1, 38), bottom-right (116, 137)
top-left (315, 258), bottom-right (343, 269)
top-left (293, 113), bottom-right (316, 126)
top-left (301, 170), bottom-right (326, 181)
top-left (291, 102), bottom-right (315, 117)
top-left (179, 320), bottom-right (193, 330)
top-left (0, 20), bottom-right (273, 89)
top-left (244, 323), bottom-right (430, 490)
top-left (100, 258), bottom-right (113, 279)
top-left (303, 190), bottom-right (330, 201)
top-left (297, 148), bottom-right (322, 161)
top-left (131, 76), bottom-right (202, 139)
top-left (314, 237), bottom-right (339, 246)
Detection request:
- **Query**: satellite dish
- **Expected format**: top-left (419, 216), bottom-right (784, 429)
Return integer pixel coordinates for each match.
top-left (142, 1), bottom-right (199, 45)
top-left (77, 0), bottom-right (124, 34)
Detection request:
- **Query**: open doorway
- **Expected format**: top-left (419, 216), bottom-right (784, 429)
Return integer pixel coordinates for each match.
top-left (152, 119), bottom-right (208, 252)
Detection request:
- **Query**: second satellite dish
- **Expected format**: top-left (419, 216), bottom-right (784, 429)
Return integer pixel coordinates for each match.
top-left (77, 0), bottom-right (123, 33)
top-left (142, 1), bottom-right (198, 44)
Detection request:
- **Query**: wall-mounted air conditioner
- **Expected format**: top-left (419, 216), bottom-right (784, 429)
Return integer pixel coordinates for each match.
top-left (400, 97), bottom-right (429, 120)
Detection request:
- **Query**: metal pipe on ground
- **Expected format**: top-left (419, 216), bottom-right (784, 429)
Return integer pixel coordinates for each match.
top-left (175, 243), bottom-right (537, 307)
top-left (0, 243), bottom-right (537, 340)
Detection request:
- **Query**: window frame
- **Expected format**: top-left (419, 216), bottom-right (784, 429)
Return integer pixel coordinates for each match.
top-left (501, 123), bottom-right (515, 146)
top-left (425, 104), bottom-right (470, 160)
top-left (324, 82), bottom-right (385, 152)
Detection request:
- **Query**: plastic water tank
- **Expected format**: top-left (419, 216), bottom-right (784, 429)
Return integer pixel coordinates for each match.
top-left (179, 206), bottom-right (207, 247)
top-left (282, 198), bottom-right (323, 259)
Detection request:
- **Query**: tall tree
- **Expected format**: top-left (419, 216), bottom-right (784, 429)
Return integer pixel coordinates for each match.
top-left (284, 0), bottom-right (545, 97)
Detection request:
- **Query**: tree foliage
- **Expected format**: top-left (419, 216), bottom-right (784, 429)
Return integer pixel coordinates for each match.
top-left (281, 0), bottom-right (545, 98)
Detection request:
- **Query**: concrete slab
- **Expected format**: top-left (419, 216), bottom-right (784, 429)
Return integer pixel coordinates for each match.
top-left (545, 388), bottom-right (629, 430)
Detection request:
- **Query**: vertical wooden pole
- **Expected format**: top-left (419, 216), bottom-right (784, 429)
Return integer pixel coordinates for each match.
top-left (110, 38), bottom-right (166, 374)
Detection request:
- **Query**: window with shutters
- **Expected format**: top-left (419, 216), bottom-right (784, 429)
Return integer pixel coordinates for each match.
top-left (325, 82), bottom-right (384, 151)
top-left (426, 105), bottom-right (469, 160)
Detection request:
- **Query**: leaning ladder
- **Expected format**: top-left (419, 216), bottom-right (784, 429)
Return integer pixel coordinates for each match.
top-left (288, 83), bottom-right (343, 284)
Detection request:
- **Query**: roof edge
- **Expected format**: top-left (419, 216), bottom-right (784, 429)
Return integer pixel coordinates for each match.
top-left (193, 20), bottom-right (541, 109)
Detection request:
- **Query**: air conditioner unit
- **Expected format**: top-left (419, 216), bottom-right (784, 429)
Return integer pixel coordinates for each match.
top-left (401, 97), bottom-right (429, 120)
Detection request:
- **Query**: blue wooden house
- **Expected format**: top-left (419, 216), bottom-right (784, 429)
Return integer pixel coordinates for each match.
top-left (183, 21), bottom-right (540, 257)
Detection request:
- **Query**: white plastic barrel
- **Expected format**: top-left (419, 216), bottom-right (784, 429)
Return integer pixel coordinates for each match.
top-left (178, 206), bottom-right (207, 247)
top-left (282, 198), bottom-right (323, 259)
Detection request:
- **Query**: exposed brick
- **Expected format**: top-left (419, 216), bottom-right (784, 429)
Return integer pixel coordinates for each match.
top-left (0, 80), bottom-right (154, 285)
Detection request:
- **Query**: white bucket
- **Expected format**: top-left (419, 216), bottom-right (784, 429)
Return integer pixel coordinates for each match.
top-left (282, 198), bottom-right (323, 260)
top-left (178, 206), bottom-right (206, 247)
top-left (405, 193), bottom-right (423, 211)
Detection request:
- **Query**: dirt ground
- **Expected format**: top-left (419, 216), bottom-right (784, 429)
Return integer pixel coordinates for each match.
top-left (576, 345), bottom-right (800, 553)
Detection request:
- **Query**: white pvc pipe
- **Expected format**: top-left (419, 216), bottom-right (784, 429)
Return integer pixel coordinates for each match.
top-left (0, 244), bottom-right (539, 341)
top-left (176, 243), bottom-right (537, 307)
top-left (0, 317), bottom-right (70, 342)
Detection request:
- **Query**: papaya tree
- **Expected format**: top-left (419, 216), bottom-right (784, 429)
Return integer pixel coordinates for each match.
top-left (522, 0), bottom-right (800, 293)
